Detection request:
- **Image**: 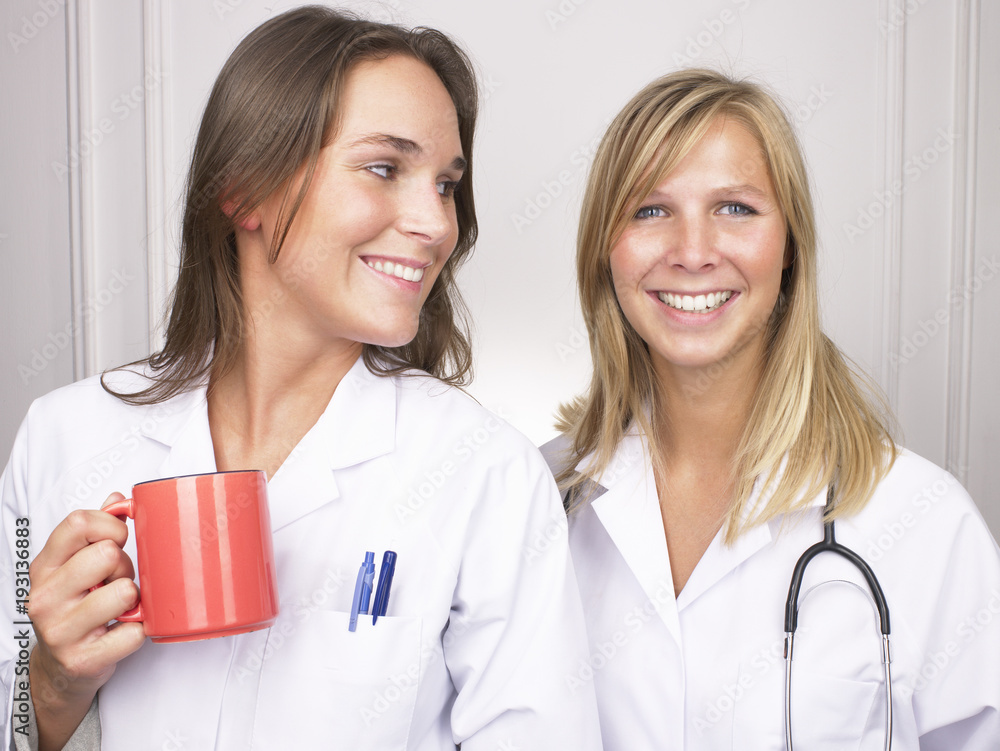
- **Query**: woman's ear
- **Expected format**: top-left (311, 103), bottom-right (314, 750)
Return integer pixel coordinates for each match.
top-left (221, 199), bottom-right (261, 232)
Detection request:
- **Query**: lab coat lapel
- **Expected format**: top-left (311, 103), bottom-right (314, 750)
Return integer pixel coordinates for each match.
top-left (319, 358), bottom-right (396, 471)
top-left (266, 359), bottom-right (396, 531)
top-left (139, 360), bottom-right (396, 532)
top-left (141, 385), bottom-right (218, 480)
top-left (675, 520), bottom-right (772, 612)
top-left (675, 467), bottom-right (828, 611)
top-left (587, 435), bottom-right (683, 643)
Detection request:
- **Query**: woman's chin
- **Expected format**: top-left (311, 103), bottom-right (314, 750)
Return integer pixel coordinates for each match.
top-left (362, 325), bottom-right (419, 350)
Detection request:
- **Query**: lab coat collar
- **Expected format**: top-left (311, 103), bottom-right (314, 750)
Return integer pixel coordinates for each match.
top-left (673, 467), bottom-right (786, 611)
top-left (101, 359), bottom-right (218, 479)
top-left (580, 436), bottom-right (828, 622)
top-left (136, 357), bottom-right (397, 532)
top-left (675, 517), bottom-right (773, 612)
top-left (582, 433), bottom-right (683, 642)
top-left (264, 358), bottom-right (397, 531)
top-left (677, 460), bottom-right (828, 611)
top-left (316, 357), bottom-right (397, 471)
top-left (141, 383), bottom-right (218, 480)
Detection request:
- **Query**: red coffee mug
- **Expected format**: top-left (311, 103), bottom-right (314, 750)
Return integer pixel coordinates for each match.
top-left (102, 470), bottom-right (279, 643)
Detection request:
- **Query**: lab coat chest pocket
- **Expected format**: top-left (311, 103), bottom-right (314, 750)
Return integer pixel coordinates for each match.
top-left (732, 663), bottom-right (879, 750)
top-left (253, 611), bottom-right (423, 750)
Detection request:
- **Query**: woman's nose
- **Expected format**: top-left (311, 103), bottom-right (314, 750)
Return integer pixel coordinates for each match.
top-left (670, 216), bottom-right (718, 272)
top-left (398, 182), bottom-right (455, 246)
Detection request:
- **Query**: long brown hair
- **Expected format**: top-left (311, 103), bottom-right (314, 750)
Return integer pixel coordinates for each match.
top-left (104, 5), bottom-right (479, 404)
top-left (557, 69), bottom-right (896, 541)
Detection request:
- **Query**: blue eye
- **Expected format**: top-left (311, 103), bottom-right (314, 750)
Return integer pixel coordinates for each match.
top-left (634, 206), bottom-right (666, 219)
top-left (719, 203), bottom-right (756, 216)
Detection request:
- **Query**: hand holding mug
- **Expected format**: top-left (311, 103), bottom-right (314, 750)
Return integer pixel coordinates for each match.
top-left (27, 470), bottom-right (279, 749)
top-left (27, 497), bottom-right (146, 751)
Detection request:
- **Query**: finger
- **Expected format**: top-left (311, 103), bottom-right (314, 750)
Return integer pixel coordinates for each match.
top-left (31, 620), bottom-right (145, 695)
top-left (99, 492), bottom-right (127, 514)
top-left (31, 506), bottom-right (130, 580)
top-left (65, 537), bottom-right (136, 591)
top-left (88, 541), bottom-right (137, 587)
top-left (35, 577), bottom-right (140, 651)
top-left (100, 621), bottom-right (146, 662)
top-left (84, 576), bottom-right (141, 626)
top-left (79, 621), bottom-right (147, 685)
top-left (29, 539), bottom-right (136, 624)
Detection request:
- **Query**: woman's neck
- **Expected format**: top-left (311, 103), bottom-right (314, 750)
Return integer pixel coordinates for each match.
top-left (207, 325), bottom-right (363, 478)
top-left (653, 355), bottom-right (761, 466)
top-left (652, 356), bottom-right (763, 596)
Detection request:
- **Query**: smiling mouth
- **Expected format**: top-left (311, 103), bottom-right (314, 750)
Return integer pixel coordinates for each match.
top-left (366, 259), bottom-right (425, 283)
top-left (657, 290), bottom-right (733, 313)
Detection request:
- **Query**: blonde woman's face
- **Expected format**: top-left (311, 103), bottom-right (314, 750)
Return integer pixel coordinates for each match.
top-left (609, 117), bottom-right (787, 383)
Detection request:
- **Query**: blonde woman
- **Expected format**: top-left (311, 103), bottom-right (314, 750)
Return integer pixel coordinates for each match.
top-left (546, 69), bottom-right (1000, 748)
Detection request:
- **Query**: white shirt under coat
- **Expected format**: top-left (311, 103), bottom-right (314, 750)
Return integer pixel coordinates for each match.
top-left (0, 360), bottom-right (601, 750)
top-left (545, 431), bottom-right (1000, 750)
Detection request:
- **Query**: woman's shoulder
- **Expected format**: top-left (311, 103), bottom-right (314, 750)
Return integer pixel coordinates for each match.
top-left (872, 448), bottom-right (975, 512)
top-left (539, 430), bottom-right (646, 487)
top-left (4, 369), bottom-right (196, 512)
top-left (16, 366), bottom-right (201, 469)
top-left (392, 370), bottom-right (513, 429)
top-left (24, 366), bottom-right (171, 426)
top-left (391, 370), bottom-right (533, 450)
top-left (854, 447), bottom-right (996, 554)
top-left (26, 370), bottom-right (135, 424)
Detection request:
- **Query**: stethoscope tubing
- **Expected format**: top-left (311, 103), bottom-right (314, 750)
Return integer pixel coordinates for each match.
top-left (782, 485), bottom-right (893, 750)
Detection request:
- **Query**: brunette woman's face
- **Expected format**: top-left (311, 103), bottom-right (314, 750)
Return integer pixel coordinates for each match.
top-left (609, 117), bottom-right (788, 382)
top-left (245, 54), bottom-right (465, 351)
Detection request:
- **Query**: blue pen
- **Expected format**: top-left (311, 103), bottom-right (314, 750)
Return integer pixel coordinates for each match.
top-left (371, 551), bottom-right (397, 625)
top-left (348, 551), bottom-right (375, 632)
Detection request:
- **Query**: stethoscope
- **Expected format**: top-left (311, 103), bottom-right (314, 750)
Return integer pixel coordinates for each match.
top-left (783, 484), bottom-right (893, 750)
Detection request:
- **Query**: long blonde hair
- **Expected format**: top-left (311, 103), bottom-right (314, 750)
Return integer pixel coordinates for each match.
top-left (557, 69), bottom-right (896, 542)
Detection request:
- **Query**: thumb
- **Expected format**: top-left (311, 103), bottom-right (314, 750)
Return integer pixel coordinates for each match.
top-left (100, 492), bottom-right (126, 511)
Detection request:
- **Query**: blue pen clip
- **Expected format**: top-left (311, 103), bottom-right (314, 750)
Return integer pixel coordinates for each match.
top-left (371, 551), bottom-right (397, 625)
top-left (349, 551), bottom-right (375, 632)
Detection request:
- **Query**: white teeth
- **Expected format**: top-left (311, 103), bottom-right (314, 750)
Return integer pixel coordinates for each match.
top-left (366, 260), bottom-right (425, 283)
top-left (657, 290), bottom-right (732, 313)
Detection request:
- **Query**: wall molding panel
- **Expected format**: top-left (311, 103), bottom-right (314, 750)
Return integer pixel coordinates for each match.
top-left (945, 0), bottom-right (980, 483)
top-left (143, 0), bottom-right (172, 354)
top-left (65, 0), bottom-right (97, 379)
top-left (875, 0), bottom-right (908, 411)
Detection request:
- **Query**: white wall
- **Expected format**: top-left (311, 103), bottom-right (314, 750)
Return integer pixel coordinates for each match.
top-left (2, 0), bottom-right (997, 535)
top-left (1, 0), bottom-right (75, 441)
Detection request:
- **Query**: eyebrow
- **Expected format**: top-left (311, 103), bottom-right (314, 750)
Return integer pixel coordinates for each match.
top-left (712, 184), bottom-right (771, 200)
top-left (348, 133), bottom-right (467, 172)
top-left (645, 183), bottom-right (772, 201)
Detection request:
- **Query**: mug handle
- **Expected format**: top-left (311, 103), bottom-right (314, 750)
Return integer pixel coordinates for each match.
top-left (93, 497), bottom-right (143, 623)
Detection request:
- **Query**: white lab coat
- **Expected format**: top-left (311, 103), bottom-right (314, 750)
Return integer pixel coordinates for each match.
top-left (0, 360), bottom-right (601, 750)
top-left (546, 431), bottom-right (1000, 750)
